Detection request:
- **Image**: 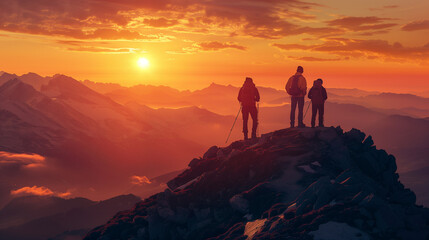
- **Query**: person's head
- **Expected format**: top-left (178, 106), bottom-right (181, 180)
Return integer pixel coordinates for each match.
top-left (297, 66), bottom-right (304, 73)
top-left (244, 77), bottom-right (254, 87)
top-left (313, 78), bottom-right (323, 87)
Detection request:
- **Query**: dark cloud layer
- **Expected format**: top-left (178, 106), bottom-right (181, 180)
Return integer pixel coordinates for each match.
top-left (0, 151), bottom-right (45, 168)
top-left (327, 16), bottom-right (397, 32)
top-left (402, 20), bottom-right (429, 31)
top-left (194, 41), bottom-right (247, 51)
top-left (273, 38), bottom-right (429, 61)
top-left (369, 5), bottom-right (399, 11)
top-left (288, 56), bottom-right (343, 62)
top-left (0, 0), bottom-right (335, 40)
top-left (1, 0), bottom-right (422, 63)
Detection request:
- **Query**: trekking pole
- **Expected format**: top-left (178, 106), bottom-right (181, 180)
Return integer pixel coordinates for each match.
top-left (257, 102), bottom-right (260, 137)
top-left (303, 100), bottom-right (311, 119)
top-left (226, 105), bottom-right (242, 143)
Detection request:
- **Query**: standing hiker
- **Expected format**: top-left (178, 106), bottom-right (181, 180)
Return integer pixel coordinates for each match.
top-left (308, 78), bottom-right (328, 128)
top-left (238, 77), bottom-right (260, 140)
top-left (285, 66), bottom-right (307, 128)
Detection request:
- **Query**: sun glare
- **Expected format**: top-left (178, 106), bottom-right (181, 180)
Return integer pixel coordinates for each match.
top-left (137, 57), bottom-right (150, 69)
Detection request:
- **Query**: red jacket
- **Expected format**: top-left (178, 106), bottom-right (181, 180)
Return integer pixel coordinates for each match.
top-left (238, 82), bottom-right (260, 107)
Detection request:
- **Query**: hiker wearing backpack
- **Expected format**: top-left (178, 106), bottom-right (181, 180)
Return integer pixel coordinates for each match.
top-left (308, 78), bottom-right (328, 128)
top-left (285, 66), bottom-right (307, 128)
top-left (238, 77), bottom-right (260, 140)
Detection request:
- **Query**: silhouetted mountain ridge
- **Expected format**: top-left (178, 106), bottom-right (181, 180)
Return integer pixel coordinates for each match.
top-left (0, 194), bottom-right (141, 240)
top-left (0, 195), bottom-right (94, 229)
top-left (84, 127), bottom-right (429, 240)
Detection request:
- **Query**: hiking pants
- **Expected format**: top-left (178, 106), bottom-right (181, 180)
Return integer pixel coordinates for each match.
top-left (290, 96), bottom-right (304, 125)
top-left (242, 105), bottom-right (258, 136)
top-left (311, 103), bottom-right (324, 127)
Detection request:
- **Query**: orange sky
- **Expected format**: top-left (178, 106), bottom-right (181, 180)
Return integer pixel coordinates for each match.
top-left (1, 0), bottom-right (429, 93)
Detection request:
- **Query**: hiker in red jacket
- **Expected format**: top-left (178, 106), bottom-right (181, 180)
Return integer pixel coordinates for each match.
top-left (308, 78), bottom-right (328, 128)
top-left (238, 77), bottom-right (260, 140)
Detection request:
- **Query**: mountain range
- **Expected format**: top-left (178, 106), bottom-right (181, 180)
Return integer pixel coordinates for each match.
top-left (0, 70), bottom-right (428, 238)
top-left (1, 71), bottom-right (428, 205)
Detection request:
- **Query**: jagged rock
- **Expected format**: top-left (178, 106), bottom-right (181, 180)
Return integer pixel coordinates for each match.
top-left (390, 188), bottom-right (417, 205)
top-left (84, 127), bottom-right (429, 240)
top-left (203, 145), bottom-right (219, 159)
top-left (318, 127), bottom-right (339, 142)
top-left (230, 194), bottom-right (249, 214)
top-left (188, 158), bottom-right (202, 168)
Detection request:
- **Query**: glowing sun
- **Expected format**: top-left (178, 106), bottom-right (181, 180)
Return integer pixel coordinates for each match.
top-left (137, 57), bottom-right (150, 69)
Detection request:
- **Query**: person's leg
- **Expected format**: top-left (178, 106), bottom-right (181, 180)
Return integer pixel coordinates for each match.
top-left (250, 106), bottom-right (258, 138)
top-left (297, 97), bottom-right (305, 127)
top-left (290, 97), bottom-right (297, 127)
top-left (311, 102), bottom-right (317, 128)
top-left (242, 106), bottom-right (249, 140)
top-left (319, 104), bottom-right (325, 127)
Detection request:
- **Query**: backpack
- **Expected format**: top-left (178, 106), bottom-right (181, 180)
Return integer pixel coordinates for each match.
top-left (239, 86), bottom-right (257, 106)
top-left (287, 75), bottom-right (301, 96)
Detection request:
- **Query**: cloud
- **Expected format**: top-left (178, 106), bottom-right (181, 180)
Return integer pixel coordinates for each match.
top-left (55, 39), bottom-right (158, 53)
top-left (288, 56), bottom-right (343, 62)
top-left (402, 20), bottom-right (429, 31)
top-left (356, 30), bottom-right (390, 36)
top-left (10, 185), bottom-right (71, 197)
top-left (66, 46), bottom-right (140, 53)
top-left (194, 41), bottom-right (247, 51)
top-left (0, 0), bottom-right (179, 40)
top-left (0, 151), bottom-right (45, 168)
top-left (369, 5), bottom-right (399, 11)
top-left (168, 41), bottom-right (247, 54)
top-left (143, 18), bottom-right (179, 28)
top-left (327, 16), bottom-right (397, 32)
top-left (0, 0), bottom-right (332, 40)
top-left (273, 38), bottom-right (429, 61)
top-left (131, 175), bottom-right (152, 185)
top-left (11, 186), bottom-right (53, 196)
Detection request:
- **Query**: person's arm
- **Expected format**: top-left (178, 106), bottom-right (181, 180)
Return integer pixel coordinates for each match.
top-left (308, 88), bottom-right (313, 99)
top-left (238, 88), bottom-right (243, 102)
top-left (255, 88), bottom-right (260, 102)
top-left (300, 76), bottom-right (307, 95)
top-left (323, 87), bottom-right (328, 101)
top-left (285, 77), bottom-right (291, 92)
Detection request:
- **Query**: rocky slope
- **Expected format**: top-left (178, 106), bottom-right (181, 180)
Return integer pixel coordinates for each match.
top-left (84, 127), bottom-right (429, 240)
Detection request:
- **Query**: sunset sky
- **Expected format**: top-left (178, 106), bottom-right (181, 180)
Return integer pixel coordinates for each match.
top-left (1, 0), bottom-right (428, 92)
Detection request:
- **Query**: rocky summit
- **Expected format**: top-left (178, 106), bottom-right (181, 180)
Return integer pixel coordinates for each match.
top-left (84, 127), bottom-right (429, 240)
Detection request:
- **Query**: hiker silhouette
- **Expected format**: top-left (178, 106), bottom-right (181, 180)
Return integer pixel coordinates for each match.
top-left (238, 77), bottom-right (260, 140)
top-left (308, 78), bottom-right (328, 128)
top-left (286, 66), bottom-right (307, 128)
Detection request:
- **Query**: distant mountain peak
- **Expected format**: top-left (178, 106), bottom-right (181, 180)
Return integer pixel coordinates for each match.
top-left (21, 72), bottom-right (42, 78)
top-left (0, 72), bottom-right (18, 81)
top-left (208, 82), bottom-right (236, 88)
top-left (84, 127), bottom-right (429, 240)
top-left (0, 78), bottom-right (36, 94)
top-left (42, 74), bottom-right (100, 98)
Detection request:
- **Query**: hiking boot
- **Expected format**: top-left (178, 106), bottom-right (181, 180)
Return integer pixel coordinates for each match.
top-left (319, 123), bottom-right (324, 127)
top-left (244, 133), bottom-right (249, 140)
top-left (251, 132), bottom-right (257, 139)
top-left (290, 122), bottom-right (295, 128)
top-left (298, 123), bottom-right (306, 128)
